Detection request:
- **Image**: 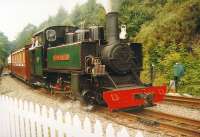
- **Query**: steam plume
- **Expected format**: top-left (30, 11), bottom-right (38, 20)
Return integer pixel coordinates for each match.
top-left (97, 0), bottom-right (122, 13)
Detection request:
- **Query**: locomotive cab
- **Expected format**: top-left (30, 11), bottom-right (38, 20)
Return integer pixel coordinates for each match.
top-left (29, 26), bottom-right (78, 81)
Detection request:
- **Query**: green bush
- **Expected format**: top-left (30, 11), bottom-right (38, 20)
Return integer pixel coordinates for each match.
top-left (135, 0), bottom-right (200, 96)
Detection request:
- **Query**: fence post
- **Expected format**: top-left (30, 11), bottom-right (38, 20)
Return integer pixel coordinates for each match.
top-left (8, 97), bottom-right (16, 137)
top-left (73, 115), bottom-right (82, 137)
top-left (83, 117), bottom-right (92, 137)
top-left (94, 119), bottom-right (103, 137)
top-left (64, 112), bottom-right (72, 137)
top-left (41, 105), bottom-right (48, 137)
top-left (14, 98), bottom-right (20, 137)
top-left (35, 104), bottom-right (42, 137)
top-left (135, 130), bottom-right (144, 137)
top-left (117, 127), bottom-right (130, 137)
top-left (29, 102), bottom-right (36, 137)
top-left (5, 96), bottom-right (11, 137)
top-left (49, 107), bottom-right (56, 137)
top-left (19, 99), bottom-right (25, 137)
top-left (106, 123), bottom-right (115, 137)
top-left (57, 109), bottom-right (64, 137)
top-left (24, 101), bottom-right (31, 137)
top-left (0, 96), bottom-right (3, 136)
top-left (0, 96), bottom-right (7, 137)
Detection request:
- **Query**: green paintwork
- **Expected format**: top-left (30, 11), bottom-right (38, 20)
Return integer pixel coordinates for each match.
top-left (47, 44), bottom-right (81, 69)
top-left (29, 51), bottom-right (34, 74)
top-left (35, 47), bottom-right (43, 75)
top-left (30, 47), bottom-right (43, 76)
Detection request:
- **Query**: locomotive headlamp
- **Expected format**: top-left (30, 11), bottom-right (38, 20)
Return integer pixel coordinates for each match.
top-left (119, 25), bottom-right (127, 40)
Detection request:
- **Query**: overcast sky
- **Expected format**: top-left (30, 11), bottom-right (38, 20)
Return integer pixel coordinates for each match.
top-left (0, 0), bottom-right (107, 41)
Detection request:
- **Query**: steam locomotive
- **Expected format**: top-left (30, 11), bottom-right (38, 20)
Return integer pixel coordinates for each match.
top-left (10, 12), bottom-right (166, 111)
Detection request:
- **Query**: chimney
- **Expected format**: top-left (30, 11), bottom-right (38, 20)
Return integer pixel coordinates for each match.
top-left (106, 12), bottom-right (120, 46)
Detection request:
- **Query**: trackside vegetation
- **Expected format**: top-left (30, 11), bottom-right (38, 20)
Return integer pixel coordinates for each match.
top-left (0, 32), bottom-right (10, 74)
top-left (134, 0), bottom-right (200, 96)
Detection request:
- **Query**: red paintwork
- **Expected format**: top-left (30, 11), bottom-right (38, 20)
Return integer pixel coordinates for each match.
top-left (11, 45), bottom-right (31, 81)
top-left (103, 85), bottom-right (166, 112)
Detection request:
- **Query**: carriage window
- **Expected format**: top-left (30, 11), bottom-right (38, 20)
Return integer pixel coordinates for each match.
top-left (46, 29), bottom-right (56, 42)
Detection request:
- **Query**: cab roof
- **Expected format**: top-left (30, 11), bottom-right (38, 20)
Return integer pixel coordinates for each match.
top-left (33, 25), bottom-right (78, 37)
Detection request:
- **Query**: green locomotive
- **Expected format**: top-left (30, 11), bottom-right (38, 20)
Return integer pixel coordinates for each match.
top-left (27, 12), bottom-right (166, 111)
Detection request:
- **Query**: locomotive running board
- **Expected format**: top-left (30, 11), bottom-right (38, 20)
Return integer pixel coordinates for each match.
top-left (103, 85), bottom-right (166, 112)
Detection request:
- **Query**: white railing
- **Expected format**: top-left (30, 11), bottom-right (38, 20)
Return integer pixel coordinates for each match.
top-left (0, 95), bottom-right (144, 137)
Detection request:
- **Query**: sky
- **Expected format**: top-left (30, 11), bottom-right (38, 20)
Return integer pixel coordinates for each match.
top-left (0, 0), bottom-right (108, 41)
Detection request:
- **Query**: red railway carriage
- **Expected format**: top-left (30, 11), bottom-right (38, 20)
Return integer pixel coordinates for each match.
top-left (11, 45), bottom-right (31, 81)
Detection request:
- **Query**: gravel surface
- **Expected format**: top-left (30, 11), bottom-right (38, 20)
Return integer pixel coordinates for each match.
top-left (1, 75), bottom-right (199, 137)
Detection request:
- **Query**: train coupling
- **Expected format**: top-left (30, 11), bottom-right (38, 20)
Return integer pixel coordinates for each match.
top-left (135, 93), bottom-right (155, 107)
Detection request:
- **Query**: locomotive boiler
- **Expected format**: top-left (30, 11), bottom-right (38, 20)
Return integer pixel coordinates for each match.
top-left (10, 12), bottom-right (166, 111)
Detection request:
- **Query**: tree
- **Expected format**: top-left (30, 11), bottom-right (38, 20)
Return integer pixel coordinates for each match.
top-left (14, 24), bottom-right (37, 49)
top-left (119, 0), bottom-right (167, 37)
top-left (38, 6), bottom-right (72, 30)
top-left (0, 32), bottom-right (10, 74)
top-left (71, 0), bottom-right (106, 27)
top-left (134, 0), bottom-right (200, 96)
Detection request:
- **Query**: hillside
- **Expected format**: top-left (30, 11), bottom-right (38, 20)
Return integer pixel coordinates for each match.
top-left (133, 0), bottom-right (200, 96)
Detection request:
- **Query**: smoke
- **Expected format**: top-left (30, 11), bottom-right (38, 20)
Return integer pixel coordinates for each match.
top-left (109, 0), bottom-right (121, 12)
top-left (97, 0), bottom-right (122, 13)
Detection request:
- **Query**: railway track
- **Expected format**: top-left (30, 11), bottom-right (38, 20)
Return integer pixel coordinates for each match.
top-left (136, 109), bottom-right (200, 136)
top-left (165, 95), bottom-right (200, 109)
top-left (97, 108), bottom-right (200, 137)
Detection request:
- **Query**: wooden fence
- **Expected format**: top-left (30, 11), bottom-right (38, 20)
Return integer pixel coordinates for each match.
top-left (0, 95), bottom-right (144, 137)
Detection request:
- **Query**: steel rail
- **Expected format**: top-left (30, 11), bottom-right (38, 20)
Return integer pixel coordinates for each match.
top-left (165, 95), bottom-right (200, 109)
top-left (96, 107), bottom-right (200, 137)
top-left (137, 109), bottom-right (200, 136)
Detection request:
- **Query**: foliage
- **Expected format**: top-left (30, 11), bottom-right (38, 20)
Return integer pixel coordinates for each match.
top-left (0, 32), bottom-right (10, 66)
top-left (135, 0), bottom-right (200, 96)
top-left (70, 0), bottom-right (106, 27)
top-left (119, 0), bottom-right (168, 37)
top-left (38, 7), bottom-right (72, 30)
top-left (13, 24), bottom-right (37, 49)
top-left (38, 0), bottom-right (106, 29)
